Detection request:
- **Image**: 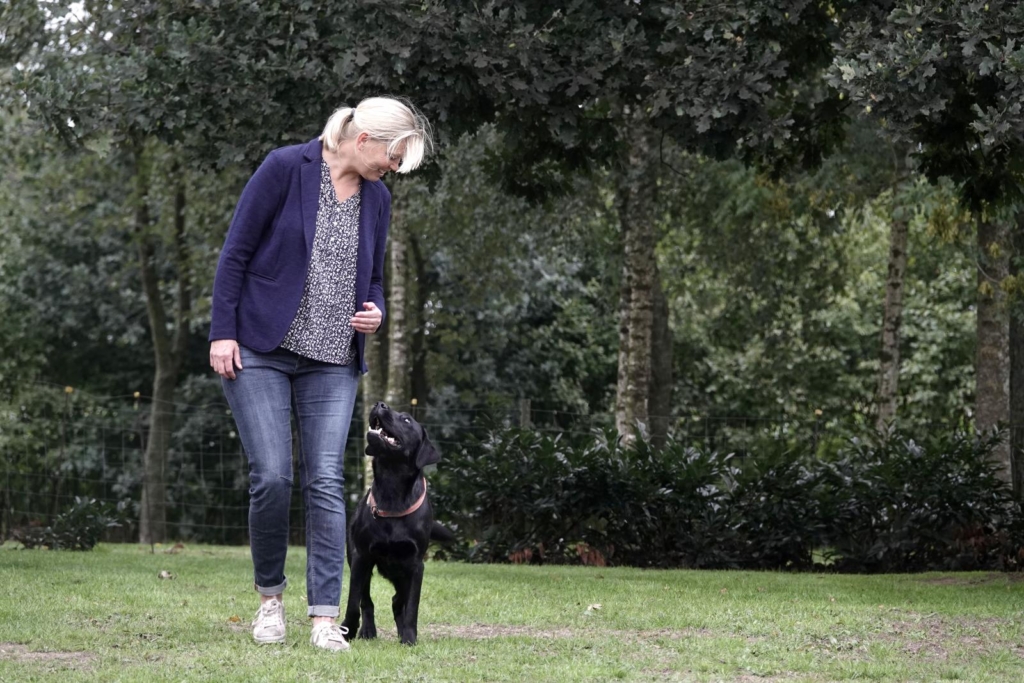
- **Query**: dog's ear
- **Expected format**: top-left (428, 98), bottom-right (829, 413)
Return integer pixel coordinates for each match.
top-left (414, 432), bottom-right (440, 469)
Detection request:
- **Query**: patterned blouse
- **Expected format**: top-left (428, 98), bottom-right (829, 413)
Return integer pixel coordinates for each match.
top-left (279, 160), bottom-right (360, 365)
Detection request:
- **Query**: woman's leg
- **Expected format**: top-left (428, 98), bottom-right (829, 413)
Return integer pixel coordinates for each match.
top-left (292, 359), bottom-right (360, 618)
top-left (221, 345), bottom-right (296, 598)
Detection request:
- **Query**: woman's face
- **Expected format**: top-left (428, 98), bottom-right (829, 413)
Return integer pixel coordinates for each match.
top-left (358, 137), bottom-right (406, 181)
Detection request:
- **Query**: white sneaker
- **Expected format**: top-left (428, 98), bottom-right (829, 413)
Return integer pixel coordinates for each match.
top-left (310, 622), bottom-right (350, 651)
top-left (252, 599), bottom-right (286, 644)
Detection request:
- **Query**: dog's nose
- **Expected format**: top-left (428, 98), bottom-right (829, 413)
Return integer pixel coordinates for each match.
top-left (374, 401), bottom-right (389, 411)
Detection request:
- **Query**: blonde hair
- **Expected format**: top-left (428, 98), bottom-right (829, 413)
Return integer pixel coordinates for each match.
top-left (320, 96), bottom-right (433, 173)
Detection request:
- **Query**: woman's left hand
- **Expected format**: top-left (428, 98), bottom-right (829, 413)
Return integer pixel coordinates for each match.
top-left (351, 302), bottom-right (383, 334)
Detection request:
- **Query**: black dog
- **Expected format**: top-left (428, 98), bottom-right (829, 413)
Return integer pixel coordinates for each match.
top-left (342, 402), bottom-right (453, 646)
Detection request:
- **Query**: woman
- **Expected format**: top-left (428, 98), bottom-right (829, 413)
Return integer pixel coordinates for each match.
top-left (209, 97), bottom-right (431, 651)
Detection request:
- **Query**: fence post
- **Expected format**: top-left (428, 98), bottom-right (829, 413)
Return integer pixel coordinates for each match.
top-left (812, 408), bottom-right (823, 455)
top-left (519, 398), bottom-right (531, 429)
top-left (2, 446), bottom-right (8, 541)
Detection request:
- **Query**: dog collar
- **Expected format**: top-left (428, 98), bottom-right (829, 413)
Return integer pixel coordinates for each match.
top-left (367, 477), bottom-right (427, 519)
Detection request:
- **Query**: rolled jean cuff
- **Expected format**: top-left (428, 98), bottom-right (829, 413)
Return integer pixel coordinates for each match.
top-left (255, 578), bottom-right (287, 596)
top-left (308, 605), bottom-right (340, 618)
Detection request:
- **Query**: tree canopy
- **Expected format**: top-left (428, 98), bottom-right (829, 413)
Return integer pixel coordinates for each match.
top-left (832, 0), bottom-right (1024, 208)
top-left (1, 0), bottom-right (1021, 541)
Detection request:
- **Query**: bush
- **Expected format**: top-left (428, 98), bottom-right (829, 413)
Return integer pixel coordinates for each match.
top-left (619, 435), bottom-right (740, 568)
top-left (432, 425), bottom-right (1023, 572)
top-left (819, 431), bottom-right (1022, 572)
top-left (433, 427), bottom-right (741, 568)
top-left (727, 445), bottom-right (827, 570)
top-left (13, 497), bottom-right (128, 551)
top-left (430, 427), bottom-right (560, 563)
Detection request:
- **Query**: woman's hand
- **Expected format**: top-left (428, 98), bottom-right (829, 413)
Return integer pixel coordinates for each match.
top-left (210, 339), bottom-right (243, 380)
top-left (351, 302), bottom-right (383, 334)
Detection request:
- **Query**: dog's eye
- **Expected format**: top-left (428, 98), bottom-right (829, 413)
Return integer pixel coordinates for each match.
top-left (403, 417), bottom-right (411, 423)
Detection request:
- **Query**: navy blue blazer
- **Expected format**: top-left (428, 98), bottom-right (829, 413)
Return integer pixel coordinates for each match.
top-left (209, 138), bottom-right (390, 373)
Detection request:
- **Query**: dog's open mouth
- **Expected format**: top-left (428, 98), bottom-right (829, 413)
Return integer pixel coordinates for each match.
top-left (369, 417), bottom-right (400, 447)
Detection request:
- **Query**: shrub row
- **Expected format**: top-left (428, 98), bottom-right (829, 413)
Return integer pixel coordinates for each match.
top-left (431, 427), bottom-right (1024, 572)
top-left (12, 497), bottom-right (127, 551)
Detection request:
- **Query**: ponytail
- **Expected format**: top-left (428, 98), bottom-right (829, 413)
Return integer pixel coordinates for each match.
top-left (320, 107), bottom-right (356, 153)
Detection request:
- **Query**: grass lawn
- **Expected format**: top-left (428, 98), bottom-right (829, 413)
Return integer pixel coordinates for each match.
top-left (0, 544), bottom-right (1022, 682)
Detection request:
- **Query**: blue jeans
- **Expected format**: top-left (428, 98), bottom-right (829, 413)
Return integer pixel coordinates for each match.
top-left (222, 344), bottom-right (359, 618)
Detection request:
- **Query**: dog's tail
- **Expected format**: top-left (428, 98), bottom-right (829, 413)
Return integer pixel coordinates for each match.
top-left (430, 522), bottom-right (456, 544)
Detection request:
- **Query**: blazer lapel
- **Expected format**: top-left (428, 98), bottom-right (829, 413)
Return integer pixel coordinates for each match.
top-left (300, 139), bottom-right (322, 259)
top-left (357, 180), bottom-right (380, 292)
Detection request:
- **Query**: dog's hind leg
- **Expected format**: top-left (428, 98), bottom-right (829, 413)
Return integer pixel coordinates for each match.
top-left (342, 554), bottom-right (376, 640)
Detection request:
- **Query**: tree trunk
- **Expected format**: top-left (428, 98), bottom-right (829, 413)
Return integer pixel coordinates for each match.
top-left (384, 204), bottom-right (411, 407)
top-left (875, 214), bottom-right (910, 431)
top-left (0, 480), bottom-right (7, 541)
top-left (614, 125), bottom-right (658, 439)
top-left (361, 328), bottom-right (386, 490)
top-left (361, 209), bottom-right (391, 490)
top-left (649, 265), bottom-right (673, 449)
top-left (613, 227), bottom-right (632, 434)
top-left (975, 217), bottom-right (1010, 482)
top-left (137, 159), bottom-right (190, 544)
top-left (140, 366), bottom-right (175, 545)
top-left (409, 231), bottom-right (431, 418)
top-left (1010, 213), bottom-right (1024, 499)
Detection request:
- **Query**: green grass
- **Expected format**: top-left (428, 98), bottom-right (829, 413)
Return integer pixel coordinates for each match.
top-left (1, 544), bottom-right (1022, 682)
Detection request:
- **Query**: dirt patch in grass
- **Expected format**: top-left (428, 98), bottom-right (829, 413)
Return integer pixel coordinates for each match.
top-left (416, 616), bottom-right (1022, 662)
top-left (428, 623), bottom-right (717, 641)
top-left (0, 642), bottom-right (96, 670)
top-left (917, 572), bottom-right (1024, 586)
top-left (875, 611), bottom-right (1019, 663)
top-left (641, 668), bottom-right (811, 683)
top-left (430, 624), bottom-right (582, 639)
top-left (728, 676), bottom-right (810, 683)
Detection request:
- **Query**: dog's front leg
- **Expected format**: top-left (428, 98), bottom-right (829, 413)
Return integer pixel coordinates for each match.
top-left (342, 554), bottom-right (376, 639)
top-left (357, 570), bottom-right (377, 640)
top-left (397, 562), bottom-right (425, 645)
top-left (391, 591), bottom-right (406, 639)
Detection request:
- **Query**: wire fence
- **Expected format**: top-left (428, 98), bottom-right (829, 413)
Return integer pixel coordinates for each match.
top-left (3, 381), bottom-right (1014, 545)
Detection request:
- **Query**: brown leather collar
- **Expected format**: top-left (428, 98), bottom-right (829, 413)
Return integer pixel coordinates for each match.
top-left (367, 477), bottom-right (427, 519)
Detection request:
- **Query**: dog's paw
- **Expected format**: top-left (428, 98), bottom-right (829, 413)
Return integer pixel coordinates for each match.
top-left (357, 623), bottom-right (377, 640)
top-left (399, 629), bottom-right (417, 646)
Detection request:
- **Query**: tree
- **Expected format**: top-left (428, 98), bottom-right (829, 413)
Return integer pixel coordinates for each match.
top-left (384, 205), bottom-right (412, 407)
top-left (873, 172), bottom-right (970, 431)
top-left (322, 0), bottom-right (847, 436)
top-left (4, 0), bottom-right (366, 540)
top-left (376, 126), bottom-right (628, 429)
top-left (0, 107), bottom-right (155, 395)
top-left (975, 214), bottom-right (1010, 470)
top-left (1010, 219), bottom-right (1024, 497)
top-left (832, 0), bottom-right (1024, 477)
top-left (871, 141), bottom-right (914, 431)
top-left (655, 138), bottom-right (974, 437)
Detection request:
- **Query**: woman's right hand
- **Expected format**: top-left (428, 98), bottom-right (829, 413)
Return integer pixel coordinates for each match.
top-left (210, 340), bottom-right (243, 380)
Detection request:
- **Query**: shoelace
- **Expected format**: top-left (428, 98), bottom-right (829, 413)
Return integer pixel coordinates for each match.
top-left (315, 623), bottom-right (348, 643)
top-left (253, 602), bottom-right (284, 629)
